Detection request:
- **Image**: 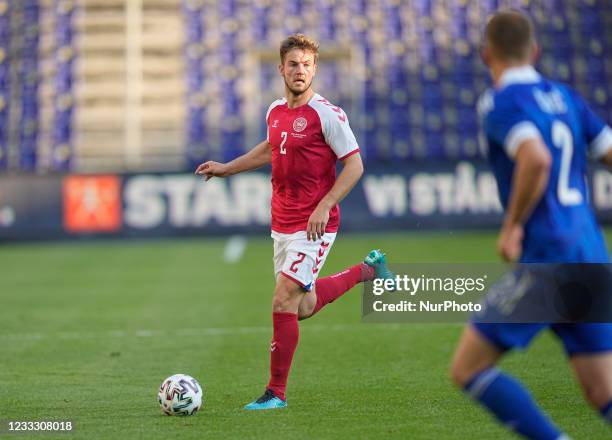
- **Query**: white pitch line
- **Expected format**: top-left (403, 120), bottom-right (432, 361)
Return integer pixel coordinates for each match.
top-left (0, 323), bottom-right (407, 342)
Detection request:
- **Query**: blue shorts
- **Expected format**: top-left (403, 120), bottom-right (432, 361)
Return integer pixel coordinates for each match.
top-left (473, 322), bottom-right (612, 356)
top-left (471, 264), bottom-right (612, 355)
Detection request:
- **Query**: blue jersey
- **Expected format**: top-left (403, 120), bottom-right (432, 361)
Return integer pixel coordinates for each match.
top-left (478, 66), bottom-right (612, 263)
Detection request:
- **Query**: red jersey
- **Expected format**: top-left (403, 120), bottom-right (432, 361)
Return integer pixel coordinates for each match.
top-left (266, 93), bottom-right (360, 234)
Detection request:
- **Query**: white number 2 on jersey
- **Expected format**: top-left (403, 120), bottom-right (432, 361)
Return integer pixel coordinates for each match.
top-left (552, 120), bottom-right (583, 206)
top-left (280, 131), bottom-right (287, 155)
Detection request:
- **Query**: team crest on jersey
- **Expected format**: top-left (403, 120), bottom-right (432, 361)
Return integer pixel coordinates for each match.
top-left (293, 117), bottom-right (307, 132)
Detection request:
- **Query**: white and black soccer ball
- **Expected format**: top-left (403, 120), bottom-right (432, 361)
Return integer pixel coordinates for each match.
top-left (157, 374), bottom-right (203, 416)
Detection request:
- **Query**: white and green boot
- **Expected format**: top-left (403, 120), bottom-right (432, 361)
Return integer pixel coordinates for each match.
top-left (364, 249), bottom-right (397, 290)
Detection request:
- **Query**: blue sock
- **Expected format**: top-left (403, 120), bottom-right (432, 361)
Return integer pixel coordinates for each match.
top-left (601, 401), bottom-right (612, 424)
top-left (464, 368), bottom-right (564, 440)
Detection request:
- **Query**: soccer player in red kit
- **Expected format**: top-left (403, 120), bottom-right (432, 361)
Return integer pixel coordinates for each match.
top-left (196, 34), bottom-right (394, 410)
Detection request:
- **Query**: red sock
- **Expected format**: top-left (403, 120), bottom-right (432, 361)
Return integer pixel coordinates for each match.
top-left (311, 263), bottom-right (375, 316)
top-left (267, 312), bottom-right (299, 401)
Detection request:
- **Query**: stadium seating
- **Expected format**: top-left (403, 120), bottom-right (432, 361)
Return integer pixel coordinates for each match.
top-left (0, 0), bottom-right (610, 171)
top-left (0, 0), bottom-right (9, 169)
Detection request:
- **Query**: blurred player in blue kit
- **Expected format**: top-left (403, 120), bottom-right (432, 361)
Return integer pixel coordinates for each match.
top-left (449, 10), bottom-right (612, 440)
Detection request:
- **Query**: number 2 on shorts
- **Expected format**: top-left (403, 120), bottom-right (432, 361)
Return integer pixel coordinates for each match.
top-left (289, 252), bottom-right (306, 273)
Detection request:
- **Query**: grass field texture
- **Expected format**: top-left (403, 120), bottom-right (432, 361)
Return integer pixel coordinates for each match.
top-left (1, 231), bottom-right (610, 439)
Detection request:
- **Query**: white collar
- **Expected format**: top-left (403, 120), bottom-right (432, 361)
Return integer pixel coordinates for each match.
top-left (499, 65), bottom-right (541, 88)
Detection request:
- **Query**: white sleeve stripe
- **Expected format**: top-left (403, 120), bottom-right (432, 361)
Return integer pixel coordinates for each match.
top-left (266, 98), bottom-right (285, 121)
top-left (590, 126), bottom-right (612, 160)
top-left (504, 121), bottom-right (542, 159)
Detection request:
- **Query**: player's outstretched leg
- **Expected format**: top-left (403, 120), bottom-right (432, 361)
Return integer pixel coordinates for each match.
top-left (300, 249), bottom-right (395, 319)
top-left (451, 325), bottom-right (569, 440)
top-left (245, 250), bottom-right (396, 409)
top-left (568, 334), bottom-right (612, 425)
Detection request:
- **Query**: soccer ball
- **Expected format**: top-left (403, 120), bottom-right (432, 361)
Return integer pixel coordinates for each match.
top-left (157, 374), bottom-right (203, 416)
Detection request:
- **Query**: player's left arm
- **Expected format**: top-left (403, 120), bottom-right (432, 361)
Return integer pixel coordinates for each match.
top-left (499, 138), bottom-right (552, 262)
top-left (572, 88), bottom-right (612, 166)
top-left (306, 152), bottom-right (363, 241)
top-left (592, 126), bottom-right (612, 167)
top-left (600, 149), bottom-right (612, 167)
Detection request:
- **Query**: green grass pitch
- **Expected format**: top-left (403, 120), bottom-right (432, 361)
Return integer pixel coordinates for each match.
top-left (1, 231), bottom-right (610, 439)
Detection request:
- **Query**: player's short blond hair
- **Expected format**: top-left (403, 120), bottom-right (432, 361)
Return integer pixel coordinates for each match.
top-left (279, 34), bottom-right (319, 64)
top-left (485, 10), bottom-right (535, 61)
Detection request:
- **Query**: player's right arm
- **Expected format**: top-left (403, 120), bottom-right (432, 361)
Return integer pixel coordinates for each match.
top-left (499, 138), bottom-right (552, 262)
top-left (194, 140), bottom-right (272, 181)
top-left (481, 92), bottom-right (551, 262)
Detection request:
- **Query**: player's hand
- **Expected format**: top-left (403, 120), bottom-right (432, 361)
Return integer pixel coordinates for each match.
top-left (497, 223), bottom-right (524, 262)
top-left (195, 161), bottom-right (229, 181)
top-left (306, 205), bottom-right (330, 241)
